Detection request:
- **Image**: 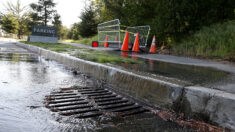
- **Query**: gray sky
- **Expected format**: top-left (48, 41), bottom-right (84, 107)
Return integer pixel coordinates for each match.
top-left (0, 0), bottom-right (88, 27)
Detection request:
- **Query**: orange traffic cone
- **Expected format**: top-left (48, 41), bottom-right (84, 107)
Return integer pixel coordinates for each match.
top-left (132, 33), bottom-right (140, 52)
top-left (149, 35), bottom-right (157, 53)
top-left (121, 31), bottom-right (129, 51)
top-left (104, 35), bottom-right (108, 47)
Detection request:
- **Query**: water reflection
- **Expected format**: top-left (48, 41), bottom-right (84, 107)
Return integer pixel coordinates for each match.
top-left (121, 51), bottom-right (128, 58)
top-left (110, 51), bottom-right (228, 85)
top-left (0, 53), bottom-right (38, 62)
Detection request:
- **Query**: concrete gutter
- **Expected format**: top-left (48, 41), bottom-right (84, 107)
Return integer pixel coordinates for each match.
top-left (16, 42), bottom-right (235, 130)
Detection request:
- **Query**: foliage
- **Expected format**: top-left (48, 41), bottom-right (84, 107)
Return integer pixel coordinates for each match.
top-left (59, 26), bottom-right (69, 40)
top-left (0, 14), bottom-right (19, 34)
top-left (0, 0), bottom-right (30, 38)
top-left (91, 0), bottom-right (235, 45)
top-left (171, 20), bottom-right (235, 60)
top-left (67, 6), bottom-right (98, 40)
top-left (78, 6), bottom-right (98, 38)
top-left (30, 0), bottom-right (56, 26)
top-left (67, 23), bottom-right (80, 40)
top-left (52, 13), bottom-right (65, 39)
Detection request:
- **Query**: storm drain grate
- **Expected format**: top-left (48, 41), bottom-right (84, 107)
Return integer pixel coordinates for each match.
top-left (45, 86), bottom-right (149, 118)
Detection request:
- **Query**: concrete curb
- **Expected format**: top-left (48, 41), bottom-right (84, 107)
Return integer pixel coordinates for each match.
top-left (16, 42), bottom-right (235, 130)
top-left (182, 86), bottom-right (235, 130)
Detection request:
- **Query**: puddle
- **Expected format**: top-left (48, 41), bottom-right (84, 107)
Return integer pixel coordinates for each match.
top-left (108, 51), bottom-right (229, 86)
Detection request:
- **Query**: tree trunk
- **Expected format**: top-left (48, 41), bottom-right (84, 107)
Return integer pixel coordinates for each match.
top-left (17, 31), bottom-right (21, 39)
top-left (44, 6), bottom-right (47, 26)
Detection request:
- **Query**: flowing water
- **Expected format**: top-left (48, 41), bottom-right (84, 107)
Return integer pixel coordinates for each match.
top-left (0, 43), bottom-right (197, 132)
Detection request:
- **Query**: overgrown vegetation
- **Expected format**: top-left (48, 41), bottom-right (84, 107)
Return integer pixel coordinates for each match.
top-left (21, 41), bottom-right (141, 64)
top-left (171, 20), bottom-right (235, 60)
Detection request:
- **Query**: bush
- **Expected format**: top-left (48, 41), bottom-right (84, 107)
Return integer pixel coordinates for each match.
top-left (171, 20), bottom-right (235, 60)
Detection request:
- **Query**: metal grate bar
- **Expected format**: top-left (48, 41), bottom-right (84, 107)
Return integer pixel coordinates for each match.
top-left (87, 92), bottom-right (113, 97)
top-left (81, 90), bottom-right (109, 94)
top-left (95, 97), bottom-right (122, 103)
top-left (48, 98), bottom-right (84, 104)
top-left (48, 95), bottom-right (81, 100)
top-left (51, 105), bottom-right (93, 111)
top-left (48, 93), bottom-right (77, 97)
top-left (111, 105), bottom-right (141, 112)
top-left (91, 94), bottom-right (117, 99)
top-left (102, 102), bottom-right (135, 110)
top-left (97, 99), bottom-right (129, 106)
top-left (48, 101), bottom-right (89, 108)
top-left (60, 108), bottom-right (99, 116)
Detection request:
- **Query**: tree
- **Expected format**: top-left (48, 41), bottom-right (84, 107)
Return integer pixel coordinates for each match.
top-left (78, 6), bottom-right (97, 38)
top-left (2, 0), bottom-right (30, 38)
top-left (0, 14), bottom-right (19, 34)
top-left (52, 13), bottom-right (62, 39)
top-left (68, 23), bottom-right (80, 40)
top-left (60, 26), bottom-right (69, 40)
top-left (30, 0), bottom-right (56, 26)
top-left (90, 0), bottom-right (113, 22)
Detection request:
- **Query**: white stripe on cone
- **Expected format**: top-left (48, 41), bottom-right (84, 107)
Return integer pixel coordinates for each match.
top-left (151, 36), bottom-right (156, 46)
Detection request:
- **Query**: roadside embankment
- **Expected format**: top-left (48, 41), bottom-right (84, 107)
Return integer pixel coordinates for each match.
top-left (170, 20), bottom-right (235, 61)
top-left (16, 42), bottom-right (235, 130)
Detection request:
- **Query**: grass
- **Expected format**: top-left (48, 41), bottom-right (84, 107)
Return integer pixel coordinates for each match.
top-left (73, 49), bottom-right (142, 64)
top-left (63, 35), bottom-right (102, 46)
top-left (20, 41), bottom-right (141, 64)
top-left (20, 41), bottom-right (80, 53)
top-left (171, 20), bottom-right (235, 61)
